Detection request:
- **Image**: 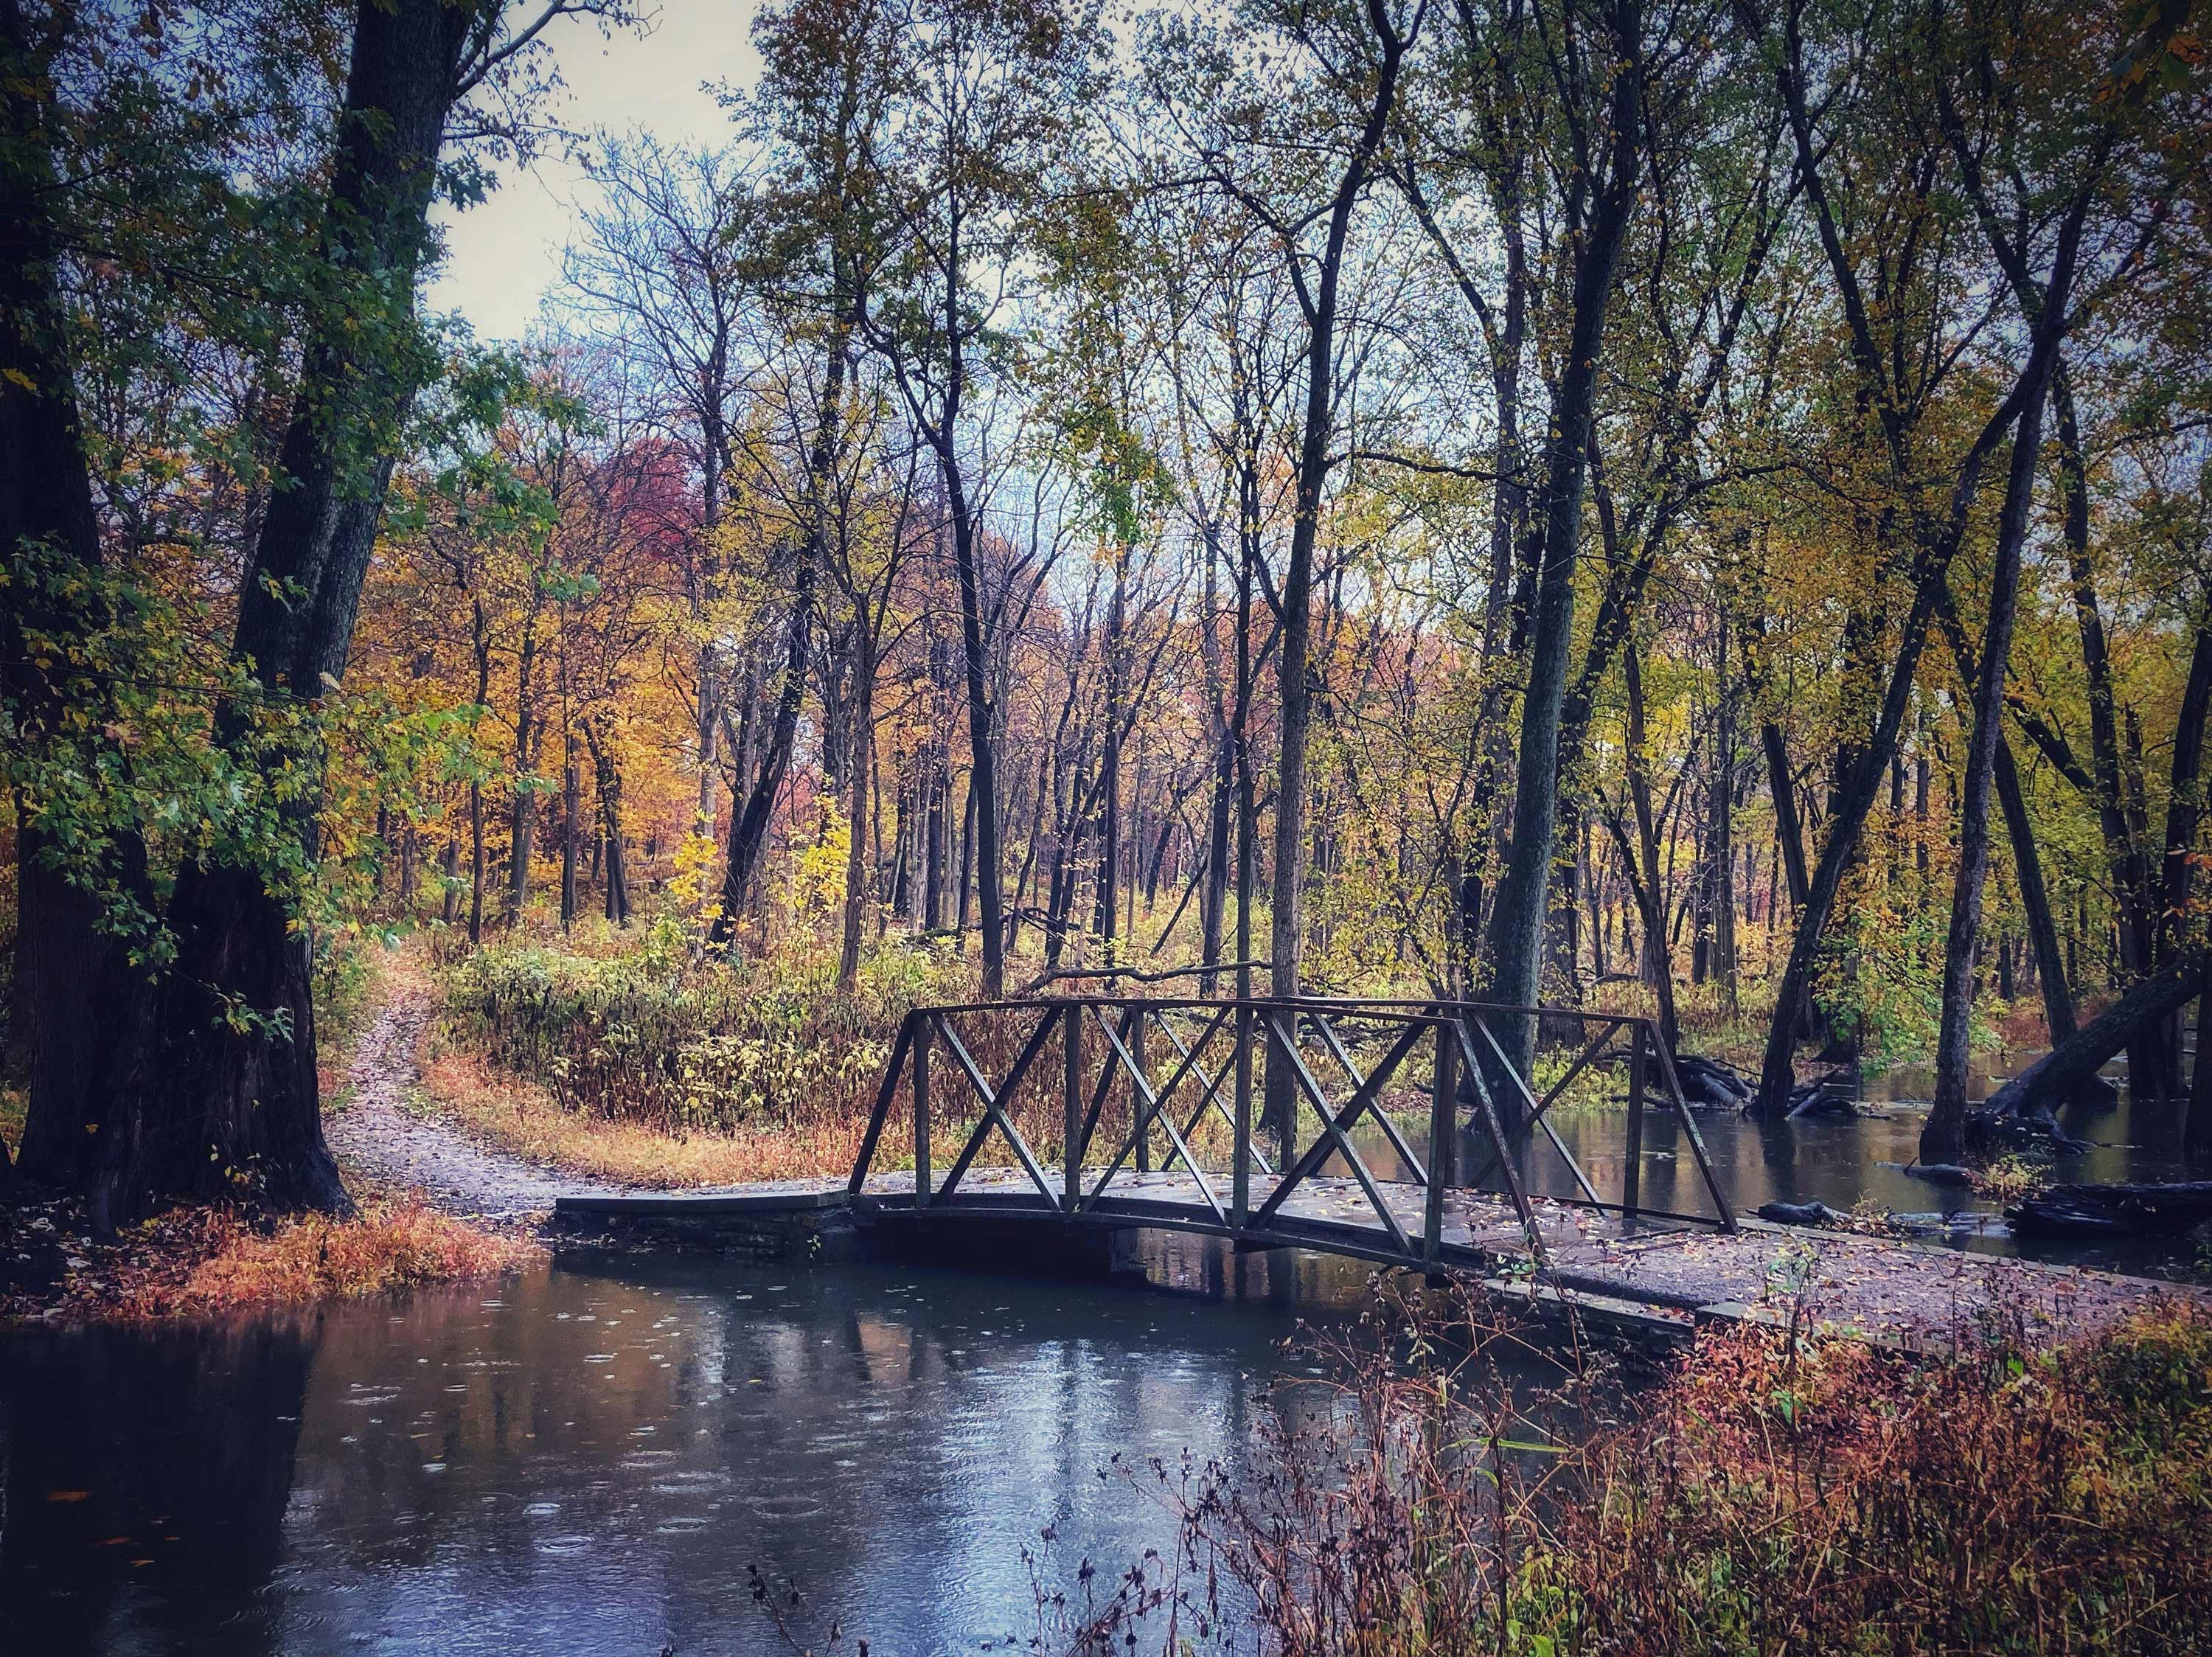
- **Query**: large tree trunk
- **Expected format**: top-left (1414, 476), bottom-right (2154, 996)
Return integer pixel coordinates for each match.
top-left (2188, 993), bottom-right (2212, 1167)
top-left (2, 0), bottom-right (158, 1211)
top-left (1484, 0), bottom-right (1643, 1084)
top-left (151, 0), bottom-right (481, 1215)
top-left (2056, 369), bottom-right (2167, 1091)
top-left (2157, 611), bottom-right (2212, 968)
top-left (1924, 211), bottom-right (2079, 1161)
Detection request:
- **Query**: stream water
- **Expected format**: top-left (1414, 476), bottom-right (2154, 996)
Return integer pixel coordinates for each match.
top-left (0, 1240), bottom-right (1380, 1656)
top-left (1339, 1046), bottom-right (2205, 1277)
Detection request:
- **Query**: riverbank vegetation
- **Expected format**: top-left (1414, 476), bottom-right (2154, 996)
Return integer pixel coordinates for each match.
top-left (1049, 1285), bottom-right (2212, 1656)
top-left (0, 1192), bottom-right (540, 1324)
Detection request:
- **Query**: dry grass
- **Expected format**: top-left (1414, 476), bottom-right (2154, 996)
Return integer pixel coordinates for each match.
top-left (1, 1195), bottom-right (542, 1323)
top-left (164, 1200), bottom-right (542, 1315)
top-left (417, 1041), bottom-right (898, 1187)
top-left (1051, 1284), bottom-right (2212, 1657)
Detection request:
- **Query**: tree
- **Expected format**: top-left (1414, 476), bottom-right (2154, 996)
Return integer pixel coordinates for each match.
top-left (860, 0), bottom-right (1100, 998)
top-left (10, 0), bottom-right (636, 1223)
top-left (1478, 0), bottom-right (1644, 1077)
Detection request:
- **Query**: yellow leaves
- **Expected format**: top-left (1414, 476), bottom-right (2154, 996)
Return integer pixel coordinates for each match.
top-left (790, 802), bottom-right (852, 919)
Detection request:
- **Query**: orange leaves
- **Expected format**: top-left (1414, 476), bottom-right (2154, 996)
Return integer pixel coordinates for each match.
top-left (0, 1195), bottom-right (540, 1324)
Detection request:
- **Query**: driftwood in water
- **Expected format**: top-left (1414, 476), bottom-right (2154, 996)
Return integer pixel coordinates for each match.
top-left (2009, 1181), bottom-right (2212, 1237)
top-left (1983, 952), bottom-right (2211, 1124)
top-left (1674, 1053), bottom-right (1753, 1110)
top-left (1787, 1081), bottom-right (1860, 1119)
top-left (1903, 1162), bottom-right (1975, 1187)
top-left (1756, 1199), bottom-right (1843, 1226)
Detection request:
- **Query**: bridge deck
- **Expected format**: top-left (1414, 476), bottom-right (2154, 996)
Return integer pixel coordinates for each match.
top-left (554, 1166), bottom-right (2202, 1351)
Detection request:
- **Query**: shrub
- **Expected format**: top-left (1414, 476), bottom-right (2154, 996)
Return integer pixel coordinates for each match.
top-left (439, 933), bottom-right (975, 1136)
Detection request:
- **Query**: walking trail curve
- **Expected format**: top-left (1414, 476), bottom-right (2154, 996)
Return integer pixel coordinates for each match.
top-left (325, 990), bottom-right (613, 1220)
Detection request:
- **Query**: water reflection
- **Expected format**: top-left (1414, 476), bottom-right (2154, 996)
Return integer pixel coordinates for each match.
top-left (0, 1321), bottom-right (310, 1655)
top-left (1329, 1049), bottom-right (2199, 1276)
top-left (1, 1246), bottom-right (1363, 1656)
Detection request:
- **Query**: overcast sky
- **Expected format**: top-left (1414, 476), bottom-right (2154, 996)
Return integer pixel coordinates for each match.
top-left (425, 0), bottom-right (763, 343)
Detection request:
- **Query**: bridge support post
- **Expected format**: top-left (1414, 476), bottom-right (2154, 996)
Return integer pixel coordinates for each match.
top-left (1062, 1004), bottom-right (1082, 1212)
top-left (1425, 1018), bottom-right (1455, 1265)
top-left (914, 1016), bottom-right (933, 1209)
top-left (1231, 1004), bottom-right (1252, 1228)
top-left (1132, 1012), bottom-right (1152, 1175)
top-left (1624, 1021), bottom-right (1645, 1226)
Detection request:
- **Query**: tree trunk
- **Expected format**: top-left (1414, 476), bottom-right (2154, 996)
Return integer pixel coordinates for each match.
top-left (1267, 12), bottom-right (1413, 1143)
top-left (506, 634), bottom-right (538, 925)
top-left (1984, 950), bottom-right (2212, 1127)
top-left (1620, 639), bottom-right (1680, 1054)
top-left (149, 0), bottom-right (480, 1215)
top-left (1999, 739), bottom-right (2076, 1046)
top-left (560, 755), bottom-right (580, 931)
top-left (956, 769), bottom-right (975, 942)
top-left (838, 624), bottom-right (874, 988)
top-left (2188, 993), bottom-right (2212, 1167)
top-left (716, 565), bottom-right (814, 942)
top-left (2056, 368), bottom-right (2165, 1091)
top-left (1924, 221), bottom-right (2077, 1160)
top-left (1483, 0), bottom-right (1643, 1083)
top-left (468, 780), bottom-right (486, 945)
top-left (1, 0), bottom-right (158, 1209)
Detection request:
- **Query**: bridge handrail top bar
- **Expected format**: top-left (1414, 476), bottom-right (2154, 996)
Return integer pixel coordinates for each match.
top-left (894, 996), bottom-right (1655, 1025)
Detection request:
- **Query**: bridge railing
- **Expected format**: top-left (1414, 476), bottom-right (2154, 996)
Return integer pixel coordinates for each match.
top-left (846, 997), bottom-right (1736, 1265)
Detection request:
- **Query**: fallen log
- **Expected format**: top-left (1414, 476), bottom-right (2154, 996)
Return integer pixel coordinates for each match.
top-left (1674, 1053), bottom-right (1754, 1110)
top-left (1756, 1199), bottom-right (1843, 1226)
top-left (1902, 1162), bottom-right (1975, 1187)
top-left (2008, 1181), bottom-right (2212, 1237)
top-left (1786, 1081), bottom-right (1860, 1119)
top-left (1983, 951), bottom-right (2212, 1123)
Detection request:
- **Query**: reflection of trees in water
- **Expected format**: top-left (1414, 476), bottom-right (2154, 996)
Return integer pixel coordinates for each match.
top-left (0, 1317), bottom-right (314, 1653)
top-left (0, 1253), bottom-right (1313, 1653)
top-left (269, 1254), bottom-right (1292, 1648)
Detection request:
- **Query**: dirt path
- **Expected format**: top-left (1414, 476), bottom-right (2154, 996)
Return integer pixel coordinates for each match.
top-left (326, 991), bottom-right (611, 1220)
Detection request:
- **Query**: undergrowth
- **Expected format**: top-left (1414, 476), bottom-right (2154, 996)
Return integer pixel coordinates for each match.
top-left (438, 924), bottom-right (975, 1136)
top-left (1, 1195), bottom-right (541, 1321)
top-left (1043, 1282), bottom-right (2212, 1657)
